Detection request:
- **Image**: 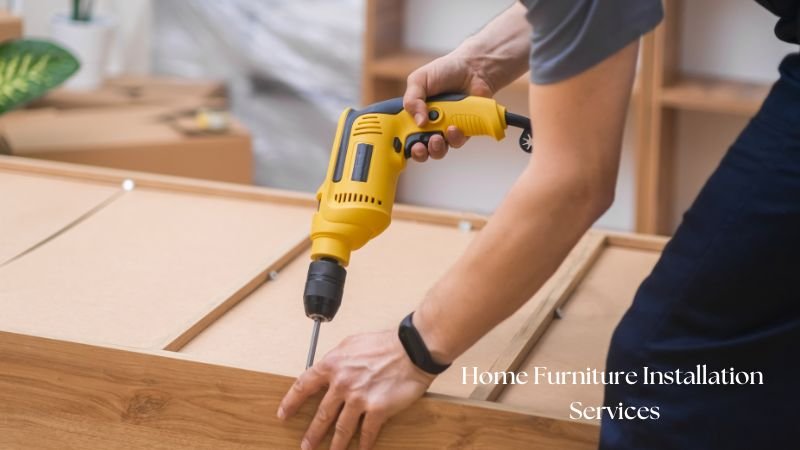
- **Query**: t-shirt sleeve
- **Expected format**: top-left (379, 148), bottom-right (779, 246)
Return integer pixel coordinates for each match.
top-left (519, 0), bottom-right (663, 84)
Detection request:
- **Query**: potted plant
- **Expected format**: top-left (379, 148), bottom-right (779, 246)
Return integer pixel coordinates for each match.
top-left (0, 38), bottom-right (79, 155)
top-left (0, 39), bottom-right (79, 114)
top-left (50, 0), bottom-right (115, 90)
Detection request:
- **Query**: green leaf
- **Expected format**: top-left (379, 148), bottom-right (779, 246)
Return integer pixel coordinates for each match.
top-left (0, 39), bottom-right (80, 114)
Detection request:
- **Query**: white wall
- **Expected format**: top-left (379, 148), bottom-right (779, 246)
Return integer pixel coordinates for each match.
top-left (397, 0), bottom-right (797, 232)
top-left (11, 0), bottom-right (152, 75)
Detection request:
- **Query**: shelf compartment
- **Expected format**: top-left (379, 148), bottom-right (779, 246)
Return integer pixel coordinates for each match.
top-left (368, 50), bottom-right (530, 91)
top-left (659, 75), bottom-right (770, 116)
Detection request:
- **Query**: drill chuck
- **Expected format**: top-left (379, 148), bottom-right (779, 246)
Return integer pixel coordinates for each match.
top-left (303, 258), bottom-right (347, 322)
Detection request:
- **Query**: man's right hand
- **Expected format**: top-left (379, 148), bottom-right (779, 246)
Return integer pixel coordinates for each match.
top-left (402, 50), bottom-right (498, 162)
top-left (401, 2), bottom-right (531, 163)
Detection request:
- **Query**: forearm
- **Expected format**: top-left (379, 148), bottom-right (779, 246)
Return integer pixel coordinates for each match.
top-left (415, 163), bottom-right (608, 361)
top-left (414, 42), bottom-right (639, 363)
top-left (454, 2), bottom-right (531, 91)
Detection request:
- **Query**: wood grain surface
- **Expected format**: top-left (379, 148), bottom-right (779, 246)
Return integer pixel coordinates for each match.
top-left (0, 331), bottom-right (598, 449)
top-left (470, 232), bottom-right (608, 401)
top-left (496, 246), bottom-right (661, 420)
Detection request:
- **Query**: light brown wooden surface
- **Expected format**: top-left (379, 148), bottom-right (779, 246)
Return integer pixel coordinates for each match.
top-left (0, 330), bottom-right (598, 450)
top-left (659, 75), bottom-right (769, 116)
top-left (181, 219), bottom-right (571, 398)
top-left (470, 232), bottom-right (608, 401)
top-left (0, 187), bottom-right (310, 349)
top-left (0, 171), bottom-right (118, 265)
top-left (0, 156), bottom-right (488, 230)
top-left (496, 246), bottom-right (660, 420)
top-left (0, 10), bottom-right (22, 42)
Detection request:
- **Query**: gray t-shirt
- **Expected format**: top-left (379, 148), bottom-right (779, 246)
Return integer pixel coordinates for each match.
top-left (519, 0), bottom-right (663, 84)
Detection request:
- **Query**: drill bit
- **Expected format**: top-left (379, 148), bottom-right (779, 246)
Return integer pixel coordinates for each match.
top-left (305, 319), bottom-right (321, 369)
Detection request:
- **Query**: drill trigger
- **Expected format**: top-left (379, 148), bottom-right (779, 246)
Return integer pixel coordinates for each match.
top-left (404, 131), bottom-right (445, 159)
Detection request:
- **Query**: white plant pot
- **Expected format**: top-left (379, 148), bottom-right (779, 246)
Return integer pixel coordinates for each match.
top-left (50, 13), bottom-right (116, 91)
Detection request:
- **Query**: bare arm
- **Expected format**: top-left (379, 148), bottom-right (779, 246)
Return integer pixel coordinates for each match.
top-left (415, 41), bottom-right (639, 362)
top-left (278, 6), bottom-right (639, 450)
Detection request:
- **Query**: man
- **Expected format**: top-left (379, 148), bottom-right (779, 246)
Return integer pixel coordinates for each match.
top-left (279, 1), bottom-right (800, 448)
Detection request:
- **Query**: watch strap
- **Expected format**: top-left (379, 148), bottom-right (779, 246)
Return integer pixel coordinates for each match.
top-left (397, 312), bottom-right (451, 375)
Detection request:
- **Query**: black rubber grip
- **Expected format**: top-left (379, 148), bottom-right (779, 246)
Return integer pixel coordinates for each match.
top-left (351, 143), bottom-right (373, 182)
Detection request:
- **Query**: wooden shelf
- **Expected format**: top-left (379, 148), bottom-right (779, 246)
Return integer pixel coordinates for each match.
top-left (368, 50), bottom-right (530, 93)
top-left (368, 50), bottom-right (438, 79)
top-left (659, 75), bottom-right (769, 116)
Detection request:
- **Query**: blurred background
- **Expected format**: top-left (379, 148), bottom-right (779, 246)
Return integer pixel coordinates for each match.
top-left (0, 0), bottom-right (795, 234)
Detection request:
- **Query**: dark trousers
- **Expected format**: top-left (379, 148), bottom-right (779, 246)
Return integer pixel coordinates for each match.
top-left (600, 52), bottom-right (800, 449)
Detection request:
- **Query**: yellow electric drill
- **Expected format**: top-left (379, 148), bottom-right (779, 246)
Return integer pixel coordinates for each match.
top-left (303, 94), bottom-right (531, 367)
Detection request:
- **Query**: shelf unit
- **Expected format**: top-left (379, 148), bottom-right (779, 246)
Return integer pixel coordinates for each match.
top-left (361, 1), bottom-right (530, 103)
top-left (636, 0), bottom-right (770, 233)
top-left (362, 0), bottom-right (772, 235)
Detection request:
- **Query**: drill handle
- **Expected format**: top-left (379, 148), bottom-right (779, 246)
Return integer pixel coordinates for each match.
top-left (411, 94), bottom-right (532, 155)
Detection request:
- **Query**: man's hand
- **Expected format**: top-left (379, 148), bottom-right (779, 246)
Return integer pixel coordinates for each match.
top-left (278, 330), bottom-right (435, 450)
top-left (402, 2), bottom-right (530, 163)
top-left (402, 52), bottom-right (494, 162)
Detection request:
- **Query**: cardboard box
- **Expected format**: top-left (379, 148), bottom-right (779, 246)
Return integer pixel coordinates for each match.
top-left (0, 10), bottom-right (22, 42)
top-left (0, 106), bottom-right (252, 183)
top-left (30, 75), bottom-right (227, 110)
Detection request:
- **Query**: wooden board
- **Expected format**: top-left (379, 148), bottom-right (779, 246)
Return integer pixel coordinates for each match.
top-left (0, 330), bottom-right (598, 450)
top-left (0, 171), bottom-right (118, 265)
top-left (496, 246), bottom-right (660, 420)
top-left (180, 222), bottom-right (600, 398)
top-left (0, 157), bottom-right (668, 449)
top-left (0, 187), bottom-right (310, 349)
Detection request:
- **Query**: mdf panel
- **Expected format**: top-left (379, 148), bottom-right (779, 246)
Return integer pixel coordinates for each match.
top-left (0, 171), bottom-right (118, 265)
top-left (181, 219), bottom-right (561, 398)
top-left (497, 246), bottom-right (660, 419)
top-left (0, 187), bottom-right (310, 349)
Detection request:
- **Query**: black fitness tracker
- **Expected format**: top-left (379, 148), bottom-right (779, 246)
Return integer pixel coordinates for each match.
top-left (397, 312), bottom-right (451, 375)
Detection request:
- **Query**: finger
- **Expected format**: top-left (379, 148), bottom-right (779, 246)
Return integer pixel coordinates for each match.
top-left (330, 402), bottom-right (364, 450)
top-left (427, 134), bottom-right (448, 160)
top-left (411, 143), bottom-right (429, 162)
top-left (445, 126), bottom-right (468, 148)
top-left (302, 390), bottom-right (345, 450)
top-left (358, 412), bottom-right (387, 450)
top-left (403, 71), bottom-right (429, 127)
top-left (278, 366), bottom-right (328, 420)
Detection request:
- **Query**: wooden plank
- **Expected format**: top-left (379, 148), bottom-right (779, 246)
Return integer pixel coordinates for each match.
top-left (604, 230), bottom-right (669, 252)
top-left (469, 232), bottom-right (608, 401)
top-left (0, 187), bottom-right (310, 349)
top-left (633, 30), bottom-right (657, 234)
top-left (660, 75), bottom-right (768, 116)
top-left (361, 0), bottom-right (406, 104)
top-left (0, 330), bottom-right (598, 449)
top-left (0, 11), bottom-right (22, 42)
top-left (0, 170), bottom-right (119, 265)
top-left (635, 0), bottom-right (681, 234)
top-left (181, 219), bottom-right (556, 398)
top-left (160, 235), bottom-right (311, 351)
top-left (496, 246), bottom-right (660, 421)
top-left (0, 156), bottom-right (487, 229)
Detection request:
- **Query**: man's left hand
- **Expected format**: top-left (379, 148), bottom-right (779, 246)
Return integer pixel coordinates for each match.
top-left (278, 330), bottom-right (436, 450)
